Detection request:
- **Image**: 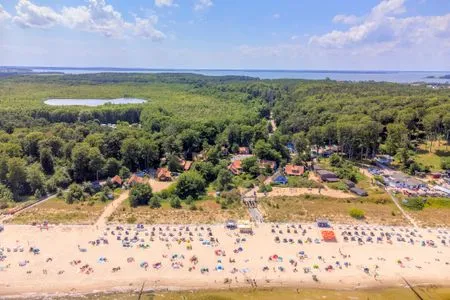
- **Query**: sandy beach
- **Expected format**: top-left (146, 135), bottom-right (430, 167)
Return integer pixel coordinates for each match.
top-left (0, 221), bottom-right (449, 298)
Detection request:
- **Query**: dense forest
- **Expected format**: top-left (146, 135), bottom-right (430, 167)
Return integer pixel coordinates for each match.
top-left (0, 73), bottom-right (449, 207)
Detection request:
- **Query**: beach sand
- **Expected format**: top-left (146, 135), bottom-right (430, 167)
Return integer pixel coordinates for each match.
top-left (0, 222), bottom-right (449, 298)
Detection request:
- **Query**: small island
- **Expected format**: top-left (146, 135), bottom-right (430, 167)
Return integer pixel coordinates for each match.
top-left (425, 74), bottom-right (450, 79)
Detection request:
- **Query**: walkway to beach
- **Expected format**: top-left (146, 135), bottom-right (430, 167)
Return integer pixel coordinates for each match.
top-left (94, 190), bottom-right (129, 227)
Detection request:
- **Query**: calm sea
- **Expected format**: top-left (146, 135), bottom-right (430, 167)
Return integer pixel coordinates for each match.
top-left (31, 68), bottom-right (450, 84)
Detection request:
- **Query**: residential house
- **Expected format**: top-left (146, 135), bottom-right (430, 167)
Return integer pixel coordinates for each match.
top-left (228, 160), bottom-right (243, 175)
top-left (284, 164), bottom-right (305, 176)
top-left (178, 158), bottom-right (193, 171)
top-left (316, 169), bottom-right (339, 182)
top-left (111, 175), bottom-right (123, 186)
top-left (127, 174), bottom-right (145, 186)
top-left (156, 168), bottom-right (172, 182)
top-left (259, 159), bottom-right (277, 172)
top-left (350, 187), bottom-right (368, 197)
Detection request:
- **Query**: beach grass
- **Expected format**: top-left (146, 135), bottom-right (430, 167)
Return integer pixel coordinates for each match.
top-left (260, 195), bottom-right (407, 225)
top-left (7, 198), bottom-right (109, 225)
top-left (110, 198), bottom-right (248, 224)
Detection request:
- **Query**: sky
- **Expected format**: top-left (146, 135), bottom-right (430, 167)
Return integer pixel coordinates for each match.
top-left (0, 0), bottom-right (450, 70)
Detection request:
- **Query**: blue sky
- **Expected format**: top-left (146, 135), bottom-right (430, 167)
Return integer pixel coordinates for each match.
top-left (0, 0), bottom-right (449, 70)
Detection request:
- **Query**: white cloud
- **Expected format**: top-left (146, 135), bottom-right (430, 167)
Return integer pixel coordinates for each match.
top-left (13, 0), bottom-right (62, 29)
top-left (0, 4), bottom-right (11, 23)
top-left (310, 0), bottom-right (450, 49)
top-left (194, 0), bottom-right (213, 11)
top-left (9, 0), bottom-right (165, 40)
top-left (133, 17), bottom-right (165, 41)
top-left (273, 13), bottom-right (280, 19)
top-left (155, 0), bottom-right (175, 8)
top-left (291, 35), bottom-right (299, 40)
top-left (332, 14), bottom-right (361, 25)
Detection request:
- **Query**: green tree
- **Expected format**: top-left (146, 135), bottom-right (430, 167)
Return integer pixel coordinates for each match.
top-left (65, 183), bottom-right (84, 204)
top-left (241, 156), bottom-right (260, 178)
top-left (175, 171), bottom-right (206, 199)
top-left (0, 183), bottom-right (13, 202)
top-left (385, 123), bottom-right (409, 156)
top-left (129, 183), bottom-right (153, 207)
top-left (216, 169), bottom-right (233, 191)
top-left (103, 158), bottom-right (122, 177)
top-left (27, 164), bottom-right (46, 195)
top-left (40, 147), bottom-right (54, 175)
top-left (121, 138), bottom-right (141, 171)
top-left (7, 158), bottom-right (29, 200)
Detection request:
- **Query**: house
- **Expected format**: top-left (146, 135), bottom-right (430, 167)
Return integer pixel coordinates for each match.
top-left (350, 187), bottom-right (368, 197)
top-left (238, 147), bottom-right (250, 155)
top-left (259, 160), bottom-right (277, 172)
top-left (228, 160), bottom-right (243, 175)
top-left (156, 168), bottom-right (172, 181)
top-left (344, 179), bottom-right (355, 188)
top-left (127, 174), bottom-right (145, 186)
top-left (316, 169), bottom-right (339, 182)
top-left (179, 159), bottom-right (193, 171)
top-left (111, 175), bottom-right (123, 186)
top-left (273, 175), bottom-right (288, 185)
top-left (284, 164), bottom-right (304, 176)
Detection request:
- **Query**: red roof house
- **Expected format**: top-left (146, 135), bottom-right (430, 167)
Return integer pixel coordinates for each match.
top-left (228, 160), bottom-right (243, 175)
top-left (156, 168), bottom-right (172, 181)
top-left (111, 175), bottom-right (123, 186)
top-left (285, 164), bottom-right (305, 176)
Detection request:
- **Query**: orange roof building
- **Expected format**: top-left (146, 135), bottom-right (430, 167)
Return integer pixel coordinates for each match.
top-left (111, 175), bottom-right (123, 186)
top-left (127, 174), bottom-right (145, 186)
top-left (156, 168), bottom-right (172, 181)
top-left (228, 160), bottom-right (243, 175)
top-left (285, 164), bottom-right (305, 176)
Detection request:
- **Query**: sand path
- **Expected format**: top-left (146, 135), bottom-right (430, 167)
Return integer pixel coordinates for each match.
top-left (94, 191), bottom-right (129, 227)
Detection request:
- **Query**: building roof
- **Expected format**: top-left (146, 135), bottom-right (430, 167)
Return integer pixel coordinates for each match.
top-left (156, 168), bottom-right (171, 179)
top-left (285, 164), bottom-right (304, 176)
top-left (228, 160), bottom-right (242, 175)
top-left (179, 159), bottom-right (193, 171)
top-left (127, 174), bottom-right (145, 185)
top-left (350, 187), bottom-right (368, 196)
top-left (259, 160), bottom-right (276, 170)
top-left (316, 169), bottom-right (337, 177)
top-left (111, 175), bottom-right (123, 185)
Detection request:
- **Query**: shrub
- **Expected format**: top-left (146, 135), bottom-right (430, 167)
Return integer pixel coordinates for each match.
top-left (402, 197), bottom-right (425, 210)
top-left (149, 196), bottom-right (162, 209)
top-left (169, 196), bottom-right (182, 209)
top-left (189, 203), bottom-right (198, 211)
top-left (349, 208), bottom-right (365, 219)
top-left (129, 183), bottom-right (153, 208)
top-left (65, 183), bottom-right (84, 204)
